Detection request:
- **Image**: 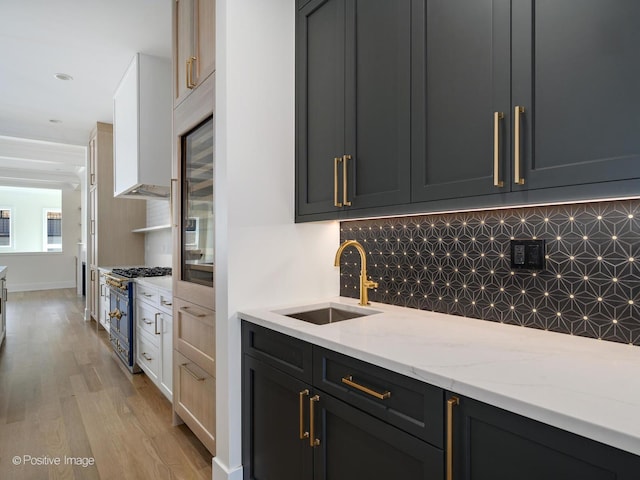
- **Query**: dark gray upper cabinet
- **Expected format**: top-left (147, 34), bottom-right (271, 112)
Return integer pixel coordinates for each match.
top-left (412, 0), bottom-right (511, 202)
top-left (296, 0), bottom-right (414, 218)
top-left (297, 1), bottom-right (640, 222)
top-left (512, 0), bottom-right (640, 190)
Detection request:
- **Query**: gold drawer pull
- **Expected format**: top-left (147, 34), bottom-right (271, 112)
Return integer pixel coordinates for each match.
top-left (179, 306), bottom-right (206, 318)
top-left (299, 389), bottom-right (309, 440)
top-left (447, 396), bottom-right (459, 480)
top-left (142, 352), bottom-right (152, 361)
top-left (186, 56), bottom-right (197, 89)
top-left (309, 395), bottom-right (320, 447)
top-left (341, 375), bottom-right (391, 400)
top-left (181, 363), bottom-right (205, 382)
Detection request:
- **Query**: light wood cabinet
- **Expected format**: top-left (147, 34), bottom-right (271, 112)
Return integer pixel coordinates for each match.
top-left (171, 0), bottom-right (215, 453)
top-left (86, 122), bottom-right (145, 325)
top-left (173, 0), bottom-right (216, 107)
top-left (174, 350), bottom-right (216, 454)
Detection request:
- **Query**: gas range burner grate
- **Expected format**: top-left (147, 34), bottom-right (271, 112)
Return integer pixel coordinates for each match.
top-left (111, 267), bottom-right (172, 278)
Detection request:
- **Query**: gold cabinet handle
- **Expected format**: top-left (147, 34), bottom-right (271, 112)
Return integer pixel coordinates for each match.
top-left (514, 106), bottom-right (525, 185)
top-left (299, 389), bottom-right (310, 440)
top-left (108, 308), bottom-right (122, 320)
top-left (181, 363), bottom-right (205, 381)
top-left (493, 112), bottom-right (504, 187)
top-left (154, 312), bottom-right (161, 335)
top-left (341, 375), bottom-right (391, 400)
top-left (447, 396), bottom-right (459, 480)
top-left (342, 154), bottom-right (352, 207)
top-left (179, 306), bottom-right (206, 318)
top-left (186, 56), bottom-right (197, 89)
top-left (309, 395), bottom-right (321, 447)
top-left (334, 157), bottom-right (343, 207)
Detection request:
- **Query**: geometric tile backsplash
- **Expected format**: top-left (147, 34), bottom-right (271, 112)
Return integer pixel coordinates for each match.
top-left (339, 199), bottom-right (640, 346)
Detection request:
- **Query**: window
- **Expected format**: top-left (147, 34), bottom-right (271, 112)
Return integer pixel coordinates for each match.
top-left (44, 209), bottom-right (62, 252)
top-left (0, 209), bottom-right (10, 247)
top-left (0, 187), bottom-right (62, 253)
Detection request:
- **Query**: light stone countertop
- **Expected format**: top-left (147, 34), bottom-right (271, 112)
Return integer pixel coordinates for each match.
top-left (239, 296), bottom-right (640, 456)
top-left (135, 276), bottom-right (172, 292)
top-left (0, 266), bottom-right (7, 278)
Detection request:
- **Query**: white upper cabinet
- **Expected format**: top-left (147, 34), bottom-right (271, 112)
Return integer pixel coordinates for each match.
top-left (113, 53), bottom-right (172, 199)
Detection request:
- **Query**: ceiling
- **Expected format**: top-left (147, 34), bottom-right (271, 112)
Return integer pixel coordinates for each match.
top-left (0, 0), bottom-right (172, 188)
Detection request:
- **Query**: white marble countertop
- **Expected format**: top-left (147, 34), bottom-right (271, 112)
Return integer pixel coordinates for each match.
top-left (239, 296), bottom-right (640, 456)
top-left (135, 276), bottom-right (172, 292)
top-left (0, 266), bottom-right (7, 278)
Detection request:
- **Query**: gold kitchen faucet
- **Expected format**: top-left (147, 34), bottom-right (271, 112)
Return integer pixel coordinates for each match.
top-left (334, 240), bottom-right (379, 306)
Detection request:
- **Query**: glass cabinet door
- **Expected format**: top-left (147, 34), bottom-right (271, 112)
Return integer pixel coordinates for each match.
top-left (181, 116), bottom-right (214, 287)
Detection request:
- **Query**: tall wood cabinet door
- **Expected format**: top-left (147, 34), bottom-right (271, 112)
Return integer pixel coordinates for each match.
top-left (175, 0), bottom-right (195, 104)
top-left (312, 392), bottom-right (443, 480)
top-left (242, 357), bottom-right (313, 480)
top-left (296, 0), bottom-right (346, 216)
top-left (342, 0), bottom-right (413, 210)
top-left (449, 393), bottom-right (640, 480)
top-left (89, 188), bottom-right (97, 267)
top-left (511, 0), bottom-right (640, 191)
top-left (412, 0), bottom-right (511, 203)
top-left (194, 0), bottom-right (215, 86)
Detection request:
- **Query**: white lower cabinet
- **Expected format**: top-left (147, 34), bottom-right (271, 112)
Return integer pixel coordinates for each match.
top-left (98, 270), bottom-right (110, 332)
top-left (135, 280), bottom-right (173, 401)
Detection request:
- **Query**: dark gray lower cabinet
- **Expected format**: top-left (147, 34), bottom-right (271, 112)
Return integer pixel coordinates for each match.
top-left (449, 393), bottom-right (640, 480)
top-left (242, 321), bottom-right (640, 480)
top-left (242, 321), bottom-right (443, 480)
top-left (314, 393), bottom-right (442, 480)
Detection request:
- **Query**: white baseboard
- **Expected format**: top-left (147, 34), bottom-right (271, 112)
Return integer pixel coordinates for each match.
top-left (213, 458), bottom-right (243, 480)
top-left (9, 280), bottom-right (77, 293)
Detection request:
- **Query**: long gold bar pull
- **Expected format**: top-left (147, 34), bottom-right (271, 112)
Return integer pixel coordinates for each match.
top-left (514, 106), bottom-right (525, 185)
top-left (309, 395), bottom-right (321, 447)
top-left (299, 389), bottom-right (310, 440)
top-left (447, 396), bottom-right (459, 480)
top-left (334, 157), bottom-right (343, 207)
top-left (341, 375), bottom-right (391, 400)
top-left (342, 154), bottom-right (352, 207)
top-left (493, 112), bottom-right (504, 187)
top-left (186, 57), bottom-right (197, 89)
top-left (170, 178), bottom-right (178, 227)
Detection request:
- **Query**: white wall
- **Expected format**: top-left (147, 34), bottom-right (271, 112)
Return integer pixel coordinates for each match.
top-left (0, 188), bottom-right (81, 291)
top-left (144, 199), bottom-right (172, 267)
top-left (214, 1), bottom-right (339, 479)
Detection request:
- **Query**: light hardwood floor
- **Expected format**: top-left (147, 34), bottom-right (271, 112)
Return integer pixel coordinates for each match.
top-left (0, 289), bottom-right (212, 480)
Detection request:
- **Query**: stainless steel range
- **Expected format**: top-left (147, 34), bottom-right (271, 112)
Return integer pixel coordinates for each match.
top-left (104, 267), bottom-right (171, 372)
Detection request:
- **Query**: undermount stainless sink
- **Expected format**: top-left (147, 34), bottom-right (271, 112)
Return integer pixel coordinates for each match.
top-left (276, 303), bottom-right (380, 325)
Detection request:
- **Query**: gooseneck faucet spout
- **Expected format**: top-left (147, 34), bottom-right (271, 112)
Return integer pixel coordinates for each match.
top-left (334, 240), bottom-right (379, 306)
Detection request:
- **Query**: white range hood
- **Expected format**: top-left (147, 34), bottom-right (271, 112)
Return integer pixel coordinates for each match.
top-left (113, 53), bottom-right (171, 199)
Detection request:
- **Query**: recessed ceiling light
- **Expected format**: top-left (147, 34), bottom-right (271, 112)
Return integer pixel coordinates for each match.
top-left (49, 119), bottom-right (63, 123)
top-left (54, 73), bottom-right (73, 81)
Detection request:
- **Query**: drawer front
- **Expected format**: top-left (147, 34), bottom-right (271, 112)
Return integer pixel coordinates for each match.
top-left (241, 320), bottom-right (312, 383)
top-left (158, 288), bottom-right (173, 314)
top-left (136, 302), bottom-right (161, 344)
top-left (174, 350), bottom-right (216, 455)
top-left (137, 329), bottom-right (160, 381)
top-left (174, 297), bottom-right (215, 376)
top-left (313, 347), bottom-right (443, 447)
top-left (136, 284), bottom-right (159, 307)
